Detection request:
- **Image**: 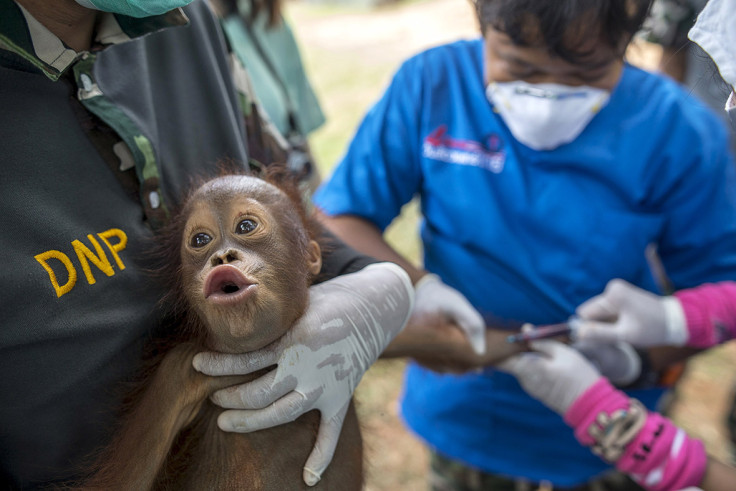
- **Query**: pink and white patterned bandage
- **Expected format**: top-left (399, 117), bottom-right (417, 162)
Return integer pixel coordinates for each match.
top-left (674, 282), bottom-right (736, 348)
top-left (564, 378), bottom-right (707, 491)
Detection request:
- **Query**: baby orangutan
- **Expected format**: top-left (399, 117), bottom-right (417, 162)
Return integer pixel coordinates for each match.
top-left (76, 172), bottom-right (363, 490)
top-left (181, 173), bottom-right (322, 354)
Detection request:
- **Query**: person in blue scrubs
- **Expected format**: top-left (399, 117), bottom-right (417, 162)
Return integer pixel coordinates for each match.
top-left (313, 0), bottom-right (736, 489)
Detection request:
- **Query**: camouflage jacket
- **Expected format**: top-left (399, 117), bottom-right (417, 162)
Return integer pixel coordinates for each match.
top-left (0, 1), bottom-right (365, 487)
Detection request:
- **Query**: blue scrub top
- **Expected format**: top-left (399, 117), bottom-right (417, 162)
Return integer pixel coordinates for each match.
top-left (314, 38), bottom-right (736, 485)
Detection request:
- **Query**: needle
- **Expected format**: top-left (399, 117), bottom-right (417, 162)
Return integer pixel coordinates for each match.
top-left (506, 318), bottom-right (579, 343)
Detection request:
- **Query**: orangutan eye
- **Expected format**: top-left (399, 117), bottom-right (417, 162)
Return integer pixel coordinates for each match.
top-left (190, 233), bottom-right (212, 248)
top-left (235, 219), bottom-right (258, 235)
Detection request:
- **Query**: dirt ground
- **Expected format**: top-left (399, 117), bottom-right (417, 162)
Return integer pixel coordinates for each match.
top-left (286, 1), bottom-right (736, 489)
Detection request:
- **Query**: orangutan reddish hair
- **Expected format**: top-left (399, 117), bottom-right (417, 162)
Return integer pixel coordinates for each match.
top-left (74, 168), bottom-right (362, 490)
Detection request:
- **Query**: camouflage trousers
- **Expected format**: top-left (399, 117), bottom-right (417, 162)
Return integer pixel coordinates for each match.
top-left (429, 450), bottom-right (647, 491)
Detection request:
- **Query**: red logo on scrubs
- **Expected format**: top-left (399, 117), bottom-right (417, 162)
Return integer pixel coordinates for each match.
top-left (423, 125), bottom-right (505, 173)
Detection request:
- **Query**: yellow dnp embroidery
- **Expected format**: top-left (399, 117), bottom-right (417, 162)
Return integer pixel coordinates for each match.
top-left (97, 228), bottom-right (128, 270)
top-left (34, 250), bottom-right (78, 298)
top-left (72, 235), bottom-right (115, 285)
top-left (36, 227), bottom-right (130, 297)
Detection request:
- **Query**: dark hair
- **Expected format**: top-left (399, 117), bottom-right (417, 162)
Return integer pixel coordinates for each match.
top-left (475, 0), bottom-right (652, 65)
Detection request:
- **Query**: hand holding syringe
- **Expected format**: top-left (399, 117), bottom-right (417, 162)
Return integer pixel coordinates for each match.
top-left (505, 317), bottom-right (641, 387)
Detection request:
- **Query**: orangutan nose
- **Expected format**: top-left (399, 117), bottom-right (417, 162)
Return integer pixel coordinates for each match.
top-left (210, 248), bottom-right (241, 267)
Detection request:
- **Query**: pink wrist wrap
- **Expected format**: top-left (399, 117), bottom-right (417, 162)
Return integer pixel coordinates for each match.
top-left (564, 378), bottom-right (707, 491)
top-left (674, 282), bottom-right (736, 348)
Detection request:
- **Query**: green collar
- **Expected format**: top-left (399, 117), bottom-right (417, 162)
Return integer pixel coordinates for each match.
top-left (0, 0), bottom-right (189, 80)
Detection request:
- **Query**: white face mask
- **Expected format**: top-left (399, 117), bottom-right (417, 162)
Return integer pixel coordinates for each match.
top-left (486, 81), bottom-right (611, 150)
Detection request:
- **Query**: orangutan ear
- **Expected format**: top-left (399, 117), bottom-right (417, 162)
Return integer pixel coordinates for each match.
top-left (306, 240), bottom-right (322, 276)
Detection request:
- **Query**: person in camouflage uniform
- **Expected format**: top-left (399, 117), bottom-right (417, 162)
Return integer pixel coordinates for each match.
top-left (0, 1), bottom-right (413, 488)
top-left (211, 0), bottom-right (326, 194)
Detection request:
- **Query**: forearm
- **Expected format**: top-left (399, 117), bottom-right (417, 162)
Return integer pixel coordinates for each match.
top-left (674, 282), bottom-right (736, 348)
top-left (645, 345), bottom-right (701, 376)
top-left (564, 377), bottom-right (724, 491)
top-left (82, 344), bottom-right (249, 489)
top-left (316, 211), bottom-right (426, 284)
top-left (316, 211), bottom-right (504, 367)
top-left (701, 457), bottom-right (736, 491)
top-left (382, 320), bottom-right (437, 359)
top-left (383, 318), bottom-right (523, 371)
top-left (316, 226), bottom-right (378, 282)
top-left (82, 345), bottom-right (205, 489)
top-left (316, 214), bottom-right (424, 358)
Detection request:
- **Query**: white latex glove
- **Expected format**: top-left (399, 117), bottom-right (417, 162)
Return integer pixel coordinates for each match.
top-left (413, 273), bottom-right (486, 355)
top-left (500, 338), bottom-right (601, 414)
top-left (572, 339), bottom-right (641, 387)
top-left (575, 279), bottom-right (687, 347)
top-left (192, 262), bottom-right (413, 486)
